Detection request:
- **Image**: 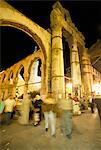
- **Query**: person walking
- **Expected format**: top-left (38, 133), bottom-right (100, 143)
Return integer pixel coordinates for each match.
top-left (33, 94), bottom-right (43, 126)
top-left (0, 98), bottom-right (5, 124)
top-left (4, 95), bottom-right (16, 125)
top-left (60, 93), bottom-right (73, 139)
top-left (0, 98), bottom-right (5, 114)
top-left (89, 92), bottom-right (95, 113)
top-left (42, 95), bottom-right (57, 137)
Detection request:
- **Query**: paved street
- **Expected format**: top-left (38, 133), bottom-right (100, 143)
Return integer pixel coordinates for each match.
top-left (0, 109), bottom-right (101, 150)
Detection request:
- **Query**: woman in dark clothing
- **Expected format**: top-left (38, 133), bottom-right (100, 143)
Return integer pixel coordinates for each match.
top-left (89, 92), bottom-right (95, 113)
top-left (33, 95), bottom-right (42, 126)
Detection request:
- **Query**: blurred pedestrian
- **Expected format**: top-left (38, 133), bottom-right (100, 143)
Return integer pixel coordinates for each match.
top-left (42, 95), bottom-right (57, 137)
top-left (4, 95), bottom-right (16, 125)
top-left (0, 98), bottom-right (5, 114)
top-left (59, 93), bottom-right (73, 139)
top-left (89, 92), bottom-right (95, 113)
top-left (0, 98), bottom-right (5, 124)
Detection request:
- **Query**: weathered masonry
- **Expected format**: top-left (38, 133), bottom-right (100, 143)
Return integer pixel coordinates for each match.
top-left (0, 1), bottom-right (101, 100)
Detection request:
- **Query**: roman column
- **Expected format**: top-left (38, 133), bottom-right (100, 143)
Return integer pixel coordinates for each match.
top-left (70, 37), bottom-right (81, 98)
top-left (19, 75), bottom-right (30, 125)
top-left (81, 48), bottom-right (93, 96)
top-left (51, 24), bottom-right (64, 98)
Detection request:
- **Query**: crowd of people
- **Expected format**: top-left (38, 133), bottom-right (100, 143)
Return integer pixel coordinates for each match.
top-left (0, 91), bottom-right (101, 139)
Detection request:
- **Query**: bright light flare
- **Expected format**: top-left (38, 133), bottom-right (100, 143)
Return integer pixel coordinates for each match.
top-left (92, 83), bottom-right (101, 95)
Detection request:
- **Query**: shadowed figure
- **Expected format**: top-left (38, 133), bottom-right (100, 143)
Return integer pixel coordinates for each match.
top-left (94, 98), bottom-right (101, 126)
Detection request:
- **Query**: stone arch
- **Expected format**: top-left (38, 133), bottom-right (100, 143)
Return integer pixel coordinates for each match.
top-left (2, 73), bottom-right (6, 83)
top-left (28, 58), bottom-right (41, 92)
top-left (8, 70), bottom-right (13, 78)
top-left (1, 73), bottom-right (7, 99)
top-left (1, 22), bottom-right (47, 60)
top-left (0, 1), bottom-right (50, 61)
top-left (8, 70), bottom-right (13, 82)
top-left (28, 54), bottom-right (46, 94)
top-left (6, 70), bottom-right (14, 96)
top-left (62, 28), bottom-right (74, 96)
top-left (16, 65), bottom-right (25, 79)
top-left (0, 1), bottom-right (51, 95)
top-left (28, 58), bottom-right (41, 76)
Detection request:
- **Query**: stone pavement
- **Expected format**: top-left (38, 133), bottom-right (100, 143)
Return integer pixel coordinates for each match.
top-left (0, 109), bottom-right (101, 150)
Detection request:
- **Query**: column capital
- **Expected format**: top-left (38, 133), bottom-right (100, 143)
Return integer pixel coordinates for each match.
top-left (82, 48), bottom-right (91, 60)
top-left (24, 76), bottom-right (29, 82)
top-left (72, 36), bottom-right (77, 45)
top-left (50, 8), bottom-right (62, 29)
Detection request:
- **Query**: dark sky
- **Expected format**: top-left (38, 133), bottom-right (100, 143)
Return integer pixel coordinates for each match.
top-left (0, 0), bottom-right (101, 71)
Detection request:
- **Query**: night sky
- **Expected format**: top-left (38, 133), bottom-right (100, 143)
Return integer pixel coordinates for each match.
top-left (0, 0), bottom-right (101, 71)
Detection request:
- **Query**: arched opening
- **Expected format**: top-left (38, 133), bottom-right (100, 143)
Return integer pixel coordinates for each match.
top-left (62, 30), bottom-right (72, 96)
top-left (8, 71), bottom-right (13, 85)
top-left (1, 26), bottom-right (39, 70)
top-left (62, 37), bottom-right (70, 76)
top-left (28, 59), bottom-right (42, 93)
top-left (1, 23), bottom-right (47, 96)
top-left (2, 74), bottom-right (6, 83)
top-left (1, 12), bottom-right (48, 97)
top-left (1, 74), bottom-right (6, 99)
top-left (16, 66), bottom-right (25, 99)
top-left (77, 42), bottom-right (84, 96)
top-left (8, 71), bottom-right (14, 96)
